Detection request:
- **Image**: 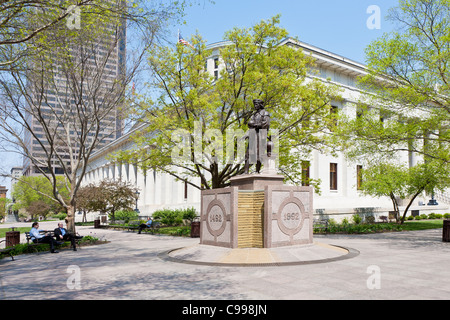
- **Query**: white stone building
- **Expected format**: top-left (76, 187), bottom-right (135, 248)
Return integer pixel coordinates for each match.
top-left (77, 38), bottom-right (449, 222)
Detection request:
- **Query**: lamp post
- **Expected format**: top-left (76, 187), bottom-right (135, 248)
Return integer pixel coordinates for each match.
top-left (134, 191), bottom-right (140, 214)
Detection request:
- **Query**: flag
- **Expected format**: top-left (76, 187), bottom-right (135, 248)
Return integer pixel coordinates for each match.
top-left (178, 30), bottom-right (195, 49)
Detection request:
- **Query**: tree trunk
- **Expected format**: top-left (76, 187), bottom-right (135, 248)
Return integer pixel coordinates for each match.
top-left (389, 192), bottom-right (400, 223)
top-left (66, 205), bottom-right (76, 234)
top-left (400, 189), bottom-right (424, 224)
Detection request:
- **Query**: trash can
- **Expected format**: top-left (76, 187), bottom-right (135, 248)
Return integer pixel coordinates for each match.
top-left (191, 221), bottom-right (200, 238)
top-left (94, 219), bottom-right (101, 229)
top-left (5, 229), bottom-right (20, 247)
top-left (443, 219), bottom-right (450, 242)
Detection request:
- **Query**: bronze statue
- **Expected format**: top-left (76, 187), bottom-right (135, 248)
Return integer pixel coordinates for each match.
top-left (244, 99), bottom-right (273, 174)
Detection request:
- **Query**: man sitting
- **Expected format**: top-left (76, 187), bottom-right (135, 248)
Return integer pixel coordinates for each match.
top-left (30, 222), bottom-right (61, 254)
top-left (54, 222), bottom-right (83, 251)
top-left (138, 218), bottom-right (152, 234)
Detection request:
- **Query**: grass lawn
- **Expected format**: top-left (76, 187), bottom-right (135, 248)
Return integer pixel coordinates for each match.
top-left (401, 219), bottom-right (444, 231)
top-left (0, 227), bottom-right (30, 238)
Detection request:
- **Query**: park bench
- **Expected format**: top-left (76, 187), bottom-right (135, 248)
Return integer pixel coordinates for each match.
top-left (108, 220), bottom-right (126, 230)
top-left (127, 221), bottom-right (141, 231)
top-left (25, 231), bottom-right (47, 252)
top-left (127, 221), bottom-right (161, 234)
top-left (145, 221), bottom-right (161, 234)
top-left (0, 240), bottom-right (15, 261)
top-left (25, 231), bottom-right (69, 252)
top-left (26, 231), bottom-right (83, 251)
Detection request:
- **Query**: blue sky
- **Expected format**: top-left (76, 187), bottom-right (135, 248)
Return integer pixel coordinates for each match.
top-left (175, 0), bottom-right (399, 64)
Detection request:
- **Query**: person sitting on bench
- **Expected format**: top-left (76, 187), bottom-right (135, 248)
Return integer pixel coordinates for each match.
top-left (30, 222), bottom-right (61, 254)
top-left (54, 222), bottom-right (83, 251)
top-left (138, 218), bottom-right (152, 234)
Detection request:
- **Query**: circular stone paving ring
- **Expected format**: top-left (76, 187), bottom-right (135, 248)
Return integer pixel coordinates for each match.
top-left (205, 199), bottom-right (227, 238)
top-left (276, 192), bottom-right (306, 238)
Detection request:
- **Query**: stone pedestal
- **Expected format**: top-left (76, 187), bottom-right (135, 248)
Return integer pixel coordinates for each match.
top-left (200, 174), bottom-right (313, 249)
top-left (229, 174), bottom-right (284, 191)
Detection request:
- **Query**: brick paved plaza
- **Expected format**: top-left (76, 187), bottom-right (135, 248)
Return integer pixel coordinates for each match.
top-left (1, 221), bottom-right (450, 302)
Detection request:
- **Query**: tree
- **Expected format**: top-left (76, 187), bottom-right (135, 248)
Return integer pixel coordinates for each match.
top-left (26, 200), bottom-right (51, 219)
top-left (116, 15), bottom-right (341, 190)
top-left (0, 197), bottom-right (11, 221)
top-left (360, 160), bottom-right (450, 224)
top-left (0, 0), bottom-right (198, 233)
top-left (0, 0), bottom-right (192, 70)
top-left (77, 179), bottom-right (138, 222)
top-left (351, 0), bottom-right (449, 164)
top-left (11, 175), bottom-right (70, 217)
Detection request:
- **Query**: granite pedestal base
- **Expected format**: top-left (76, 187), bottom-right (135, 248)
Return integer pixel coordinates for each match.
top-left (200, 174), bottom-right (314, 249)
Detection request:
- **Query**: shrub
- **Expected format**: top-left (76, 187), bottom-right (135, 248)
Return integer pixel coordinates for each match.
top-left (53, 212), bottom-right (67, 220)
top-left (415, 215), bottom-right (422, 220)
top-left (112, 210), bottom-right (138, 223)
top-left (419, 214), bottom-right (428, 220)
top-left (407, 215), bottom-right (414, 220)
top-left (152, 208), bottom-right (198, 226)
top-left (427, 213), bottom-right (436, 220)
top-left (365, 215), bottom-right (375, 224)
top-left (444, 213), bottom-right (450, 219)
top-left (181, 207), bottom-right (198, 222)
top-left (435, 214), bottom-right (443, 219)
top-left (352, 214), bottom-right (362, 225)
top-left (152, 209), bottom-right (183, 226)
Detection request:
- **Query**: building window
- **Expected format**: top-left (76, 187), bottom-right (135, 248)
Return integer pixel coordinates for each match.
top-left (330, 163), bottom-right (338, 190)
top-left (301, 161), bottom-right (310, 186)
top-left (214, 57), bottom-right (219, 80)
top-left (357, 165), bottom-right (363, 190)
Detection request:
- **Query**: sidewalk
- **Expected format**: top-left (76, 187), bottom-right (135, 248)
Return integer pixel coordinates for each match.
top-left (1, 225), bottom-right (450, 300)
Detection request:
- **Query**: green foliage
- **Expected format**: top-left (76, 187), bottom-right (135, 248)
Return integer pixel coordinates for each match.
top-left (12, 176), bottom-right (70, 218)
top-left (112, 210), bottom-right (139, 223)
top-left (78, 235), bottom-right (101, 245)
top-left (77, 180), bottom-right (139, 221)
top-left (116, 15), bottom-right (342, 190)
top-left (181, 207), bottom-right (198, 222)
top-left (0, 198), bottom-right (10, 220)
top-left (152, 207), bottom-right (198, 226)
top-left (314, 221), bottom-right (403, 234)
top-left (152, 209), bottom-right (184, 226)
top-left (341, 0), bottom-right (450, 164)
top-left (52, 212), bottom-right (67, 220)
top-left (352, 214), bottom-right (362, 225)
top-left (357, 160), bottom-right (450, 223)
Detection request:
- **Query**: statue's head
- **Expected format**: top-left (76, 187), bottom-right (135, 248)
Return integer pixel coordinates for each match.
top-left (253, 99), bottom-right (264, 110)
